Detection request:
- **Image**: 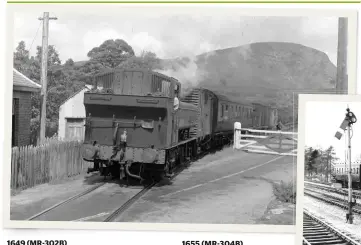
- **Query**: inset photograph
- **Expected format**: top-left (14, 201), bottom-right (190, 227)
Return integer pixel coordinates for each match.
top-left (297, 94), bottom-right (361, 245)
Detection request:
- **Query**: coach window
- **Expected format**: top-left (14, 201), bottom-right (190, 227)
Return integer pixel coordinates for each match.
top-left (357, 168), bottom-right (359, 174)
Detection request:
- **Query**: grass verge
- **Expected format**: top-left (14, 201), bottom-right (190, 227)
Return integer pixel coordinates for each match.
top-left (272, 180), bottom-right (296, 204)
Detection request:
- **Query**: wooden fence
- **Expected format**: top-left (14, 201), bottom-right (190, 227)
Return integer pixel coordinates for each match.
top-left (11, 139), bottom-right (89, 191)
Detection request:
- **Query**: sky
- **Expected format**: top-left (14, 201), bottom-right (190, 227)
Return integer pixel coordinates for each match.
top-left (305, 101), bottom-right (361, 163)
top-left (13, 8), bottom-right (339, 65)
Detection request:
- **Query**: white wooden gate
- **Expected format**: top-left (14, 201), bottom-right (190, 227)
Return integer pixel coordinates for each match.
top-left (233, 122), bottom-right (298, 157)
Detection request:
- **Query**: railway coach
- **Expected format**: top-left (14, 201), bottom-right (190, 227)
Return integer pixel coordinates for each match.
top-left (182, 87), bottom-right (255, 151)
top-left (332, 161), bottom-right (361, 189)
top-left (252, 103), bottom-right (278, 130)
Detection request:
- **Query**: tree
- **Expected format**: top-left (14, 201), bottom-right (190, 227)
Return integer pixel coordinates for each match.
top-left (305, 147), bottom-right (320, 177)
top-left (65, 58), bottom-right (74, 66)
top-left (13, 41), bottom-right (30, 73)
top-left (117, 50), bottom-right (161, 70)
top-left (304, 145), bottom-right (338, 182)
top-left (323, 146), bottom-right (338, 182)
top-left (36, 45), bottom-right (61, 66)
top-left (87, 39), bottom-right (135, 68)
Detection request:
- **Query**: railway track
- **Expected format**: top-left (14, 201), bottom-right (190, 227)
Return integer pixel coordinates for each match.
top-left (104, 180), bottom-right (156, 222)
top-left (27, 182), bottom-right (107, 220)
top-left (27, 148), bottom-right (213, 222)
top-left (305, 187), bottom-right (361, 206)
top-left (304, 188), bottom-right (361, 215)
top-left (305, 181), bottom-right (361, 199)
top-left (303, 210), bottom-right (361, 245)
top-left (103, 152), bottom-right (206, 222)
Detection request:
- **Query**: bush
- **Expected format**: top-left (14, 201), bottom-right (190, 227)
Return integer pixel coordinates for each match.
top-left (272, 180), bottom-right (296, 204)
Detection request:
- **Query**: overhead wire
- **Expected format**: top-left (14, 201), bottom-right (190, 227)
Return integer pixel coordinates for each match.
top-left (29, 21), bottom-right (42, 53)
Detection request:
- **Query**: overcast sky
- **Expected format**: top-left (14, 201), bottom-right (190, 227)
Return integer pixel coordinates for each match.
top-left (13, 9), bottom-right (339, 65)
top-left (305, 101), bottom-right (361, 163)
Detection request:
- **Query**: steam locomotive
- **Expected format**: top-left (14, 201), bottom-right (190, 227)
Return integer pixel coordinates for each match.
top-left (331, 161), bottom-right (361, 189)
top-left (81, 68), bottom-right (279, 181)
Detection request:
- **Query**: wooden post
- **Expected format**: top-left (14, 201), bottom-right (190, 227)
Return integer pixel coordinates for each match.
top-left (336, 17), bottom-right (348, 94)
top-left (38, 12), bottom-right (57, 145)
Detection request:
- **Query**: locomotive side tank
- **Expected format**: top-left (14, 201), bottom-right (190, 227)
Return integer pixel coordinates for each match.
top-left (182, 88), bottom-right (217, 139)
top-left (82, 68), bottom-right (199, 179)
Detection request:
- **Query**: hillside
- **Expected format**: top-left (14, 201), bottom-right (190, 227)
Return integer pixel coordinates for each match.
top-left (158, 42), bottom-right (337, 112)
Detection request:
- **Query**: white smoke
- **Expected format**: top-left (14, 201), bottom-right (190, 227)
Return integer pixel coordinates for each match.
top-left (155, 56), bottom-right (208, 94)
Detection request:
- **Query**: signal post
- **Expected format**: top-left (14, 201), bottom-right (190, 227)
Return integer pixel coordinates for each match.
top-left (335, 107), bottom-right (357, 224)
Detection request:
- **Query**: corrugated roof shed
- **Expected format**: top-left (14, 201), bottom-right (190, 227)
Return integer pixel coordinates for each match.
top-left (13, 68), bottom-right (41, 92)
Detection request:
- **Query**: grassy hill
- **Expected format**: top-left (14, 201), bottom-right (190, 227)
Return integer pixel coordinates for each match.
top-left (158, 42), bottom-right (337, 122)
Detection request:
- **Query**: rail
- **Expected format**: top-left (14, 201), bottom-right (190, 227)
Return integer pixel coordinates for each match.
top-left (303, 209), bottom-right (361, 245)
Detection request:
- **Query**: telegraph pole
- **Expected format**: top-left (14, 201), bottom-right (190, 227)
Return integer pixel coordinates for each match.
top-left (38, 12), bottom-right (57, 145)
top-left (336, 17), bottom-right (348, 94)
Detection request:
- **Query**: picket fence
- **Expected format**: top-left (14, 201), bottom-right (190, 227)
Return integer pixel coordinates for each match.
top-left (11, 139), bottom-right (89, 191)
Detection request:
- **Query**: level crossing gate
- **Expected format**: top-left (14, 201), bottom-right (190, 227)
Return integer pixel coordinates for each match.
top-left (233, 122), bottom-right (298, 157)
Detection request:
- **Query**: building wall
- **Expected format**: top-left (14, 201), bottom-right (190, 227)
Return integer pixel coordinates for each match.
top-left (12, 90), bottom-right (32, 147)
top-left (58, 89), bottom-right (87, 140)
